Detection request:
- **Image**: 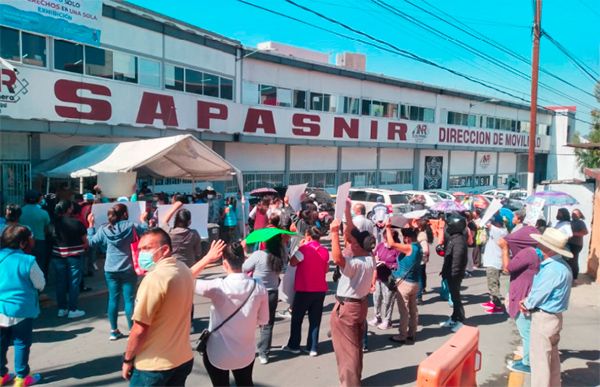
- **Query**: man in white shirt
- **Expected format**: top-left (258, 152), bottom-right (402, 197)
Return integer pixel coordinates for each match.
top-left (330, 200), bottom-right (376, 387)
top-left (352, 203), bottom-right (375, 233)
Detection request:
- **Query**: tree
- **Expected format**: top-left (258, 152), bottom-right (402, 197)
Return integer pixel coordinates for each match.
top-left (575, 83), bottom-right (600, 171)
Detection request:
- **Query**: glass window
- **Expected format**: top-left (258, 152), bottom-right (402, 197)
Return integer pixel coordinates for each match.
top-left (85, 46), bottom-right (113, 79)
top-left (113, 51), bottom-right (137, 83)
top-left (242, 81), bottom-right (259, 104)
top-left (293, 90), bottom-right (306, 109)
top-left (323, 94), bottom-right (334, 112)
top-left (185, 68), bottom-right (203, 94)
top-left (350, 190), bottom-right (367, 201)
top-left (202, 72), bottom-right (219, 97)
top-left (21, 32), bottom-right (46, 66)
top-left (0, 27), bottom-right (20, 62)
top-left (165, 64), bottom-right (184, 91)
top-left (343, 97), bottom-right (360, 115)
top-left (409, 106), bottom-right (421, 121)
top-left (371, 101), bottom-right (384, 117)
top-left (54, 39), bottom-right (83, 74)
top-left (361, 99), bottom-right (371, 115)
top-left (260, 85), bottom-right (277, 105)
top-left (399, 104), bottom-right (409, 120)
top-left (220, 77), bottom-right (233, 100)
top-left (310, 92), bottom-right (324, 111)
top-left (139, 57), bottom-right (160, 88)
top-left (277, 88), bottom-right (292, 107)
top-left (468, 114), bottom-right (477, 127)
top-left (449, 175), bottom-right (473, 188)
top-left (389, 194), bottom-right (410, 204)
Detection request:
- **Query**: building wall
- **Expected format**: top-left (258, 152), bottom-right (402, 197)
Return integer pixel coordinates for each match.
top-left (225, 143), bottom-right (285, 171)
top-left (289, 146), bottom-right (337, 171)
top-left (546, 109), bottom-right (584, 181)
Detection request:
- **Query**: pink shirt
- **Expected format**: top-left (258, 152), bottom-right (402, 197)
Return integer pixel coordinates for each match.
top-left (294, 240), bottom-right (330, 292)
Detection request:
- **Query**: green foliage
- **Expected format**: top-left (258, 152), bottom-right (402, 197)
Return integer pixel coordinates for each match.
top-left (574, 84), bottom-right (600, 171)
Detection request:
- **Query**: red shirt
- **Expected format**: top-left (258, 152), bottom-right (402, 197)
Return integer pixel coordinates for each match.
top-left (294, 240), bottom-right (329, 292)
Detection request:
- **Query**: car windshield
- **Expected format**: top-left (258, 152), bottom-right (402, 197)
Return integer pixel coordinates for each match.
top-left (389, 194), bottom-right (410, 204)
top-left (510, 191), bottom-right (527, 200)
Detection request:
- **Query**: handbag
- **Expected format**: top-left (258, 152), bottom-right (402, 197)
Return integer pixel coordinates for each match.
top-left (130, 227), bottom-right (144, 276)
top-left (195, 279), bottom-right (257, 355)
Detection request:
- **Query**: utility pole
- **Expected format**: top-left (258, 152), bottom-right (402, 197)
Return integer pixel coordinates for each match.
top-left (527, 0), bottom-right (542, 195)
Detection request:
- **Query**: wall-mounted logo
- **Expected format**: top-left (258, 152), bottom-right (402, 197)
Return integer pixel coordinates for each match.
top-left (412, 124), bottom-right (429, 143)
top-left (0, 68), bottom-right (29, 107)
top-left (479, 154), bottom-right (491, 169)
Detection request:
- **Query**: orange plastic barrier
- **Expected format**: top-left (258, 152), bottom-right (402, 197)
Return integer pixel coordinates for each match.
top-left (416, 325), bottom-right (482, 387)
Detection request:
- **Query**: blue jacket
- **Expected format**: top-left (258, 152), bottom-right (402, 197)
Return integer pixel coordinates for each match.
top-left (88, 221), bottom-right (147, 273)
top-left (0, 248), bottom-right (40, 318)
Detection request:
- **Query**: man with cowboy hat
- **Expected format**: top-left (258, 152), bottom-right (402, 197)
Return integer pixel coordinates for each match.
top-left (519, 228), bottom-right (573, 387)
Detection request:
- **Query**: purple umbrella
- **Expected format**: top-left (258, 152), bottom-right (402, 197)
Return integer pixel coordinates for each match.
top-left (430, 199), bottom-right (467, 213)
top-left (525, 191), bottom-right (578, 206)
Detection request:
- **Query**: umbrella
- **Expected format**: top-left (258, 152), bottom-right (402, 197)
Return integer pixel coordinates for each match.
top-left (249, 187), bottom-right (278, 196)
top-left (525, 191), bottom-right (578, 206)
top-left (403, 209), bottom-right (428, 219)
top-left (430, 200), bottom-right (466, 213)
top-left (472, 195), bottom-right (490, 209)
top-left (245, 227), bottom-right (298, 244)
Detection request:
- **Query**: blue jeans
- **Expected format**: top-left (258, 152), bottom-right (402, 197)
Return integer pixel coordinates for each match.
top-left (105, 271), bottom-right (137, 331)
top-left (515, 312), bottom-right (531, 366)
top-left (130, 358), bottom-right (193, 386)
top-left (0, 318), bottom-right (33, 378)
top-left (287, 291), bottom-right (326, 353)
top-left (52, 256), bottom-right (82, 311)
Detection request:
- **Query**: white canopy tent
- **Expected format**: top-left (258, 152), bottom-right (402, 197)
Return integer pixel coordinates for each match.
top-left (39, 134), bottom-right (246, 235)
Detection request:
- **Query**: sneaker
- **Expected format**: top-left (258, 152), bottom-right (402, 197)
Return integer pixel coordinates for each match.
top-left (67, 310), bottom-right (85, 319)
top-left (368, 317), bottom-right (381, 327)
top-left (281, 345), bottom-right (301, 355)
top-left (377, 321), bottom-right (391, 330)
top-left (57, 309), bottom-right (68, 318)
top-left (276, 310), bottom-right (292, 319)
top-left (363, 345), bottom-right (369, 352)
top-left (439, 318), bottom-right (455, 328)
top-left (507, 360), bottom-right (531, 374)
top-left (480, 301), bottom-right (495, 309)
top-left (416, 297), bottom-right (424, 305)
top-left (450, 322), bottom-right (464, 332)
top-left (109, 330), bottom-right (124, 341)
top-left (485, 306), bottom-right (504, 315)
top-left (258, 355), bottom-right (268, 365)
top-left (13, 374), bottom-right (41, 387)
top-left (309, 351), bottom-right (318, 357)
top-left (1, 373), bottom-right (15, 386)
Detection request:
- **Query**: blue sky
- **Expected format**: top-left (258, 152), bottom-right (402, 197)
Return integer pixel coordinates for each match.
top-left (130, 0), bottom-right (599, 135)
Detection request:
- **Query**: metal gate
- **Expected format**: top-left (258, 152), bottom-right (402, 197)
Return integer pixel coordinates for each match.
top-left (0, 161), bottom-right (31, 208)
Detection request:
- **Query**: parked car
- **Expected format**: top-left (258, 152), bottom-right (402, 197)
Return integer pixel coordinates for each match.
top-left (401, 190), bottom-right (442, 208)
top-left (349, 188), bottom-right (412, 218)
top-left (428, 189), bottom-right (456, 201)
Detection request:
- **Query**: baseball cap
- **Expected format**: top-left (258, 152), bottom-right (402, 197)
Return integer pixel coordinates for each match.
top-left (83, 193), bottom-right (95, 201)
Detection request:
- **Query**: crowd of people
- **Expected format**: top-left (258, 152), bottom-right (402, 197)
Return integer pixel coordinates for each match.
top-left (0, 182), bottom-right (589, 386)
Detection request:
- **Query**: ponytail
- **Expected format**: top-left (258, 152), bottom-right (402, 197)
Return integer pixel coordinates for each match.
top-left (107, 203), bottom-right (128, 228)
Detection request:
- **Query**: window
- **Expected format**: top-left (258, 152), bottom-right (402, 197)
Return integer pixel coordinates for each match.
top-left (389, 194), bottom-right (411, 204)
top-left (277, 88), bottom-right (292, 107)
top-left (21, 32), bottom-right (46, 67)
top-left (310, 92), bottom-right (324, 111)
top-left (449, 175), bottom-right (473, 188)
top-left (54, 39), bottom-right (83, 74)
top-left (85, 46), bottom-right (113, 79)
top-left (260, 85), bottom-right (277, 105)
top-left (341, 171), bottom-right (376, 187)
top-left (139, 57), bottom-right (160, 88)
top-left (323, 93), bottom-right (334, 112)
top-left (289, 171), bottom-right (336, 188)
top-left (220, 77), bottom-right (233, 100)
top-left (185, 68), bottom-right (203, 94)
top-left (474, 175), bottom-right (493, 187)
top-left (343, 97), bottom-right (360, 115)
top-left (400, 104), bottom-right (409, 119)
top-left (293, 90), bottom-right (306, 109)
top-left (113, 51), bottom-right (137, 83)
top-left (362, 99), bottom-right (371, 115)
top-left (371, 100), bottom-right (384, 117)
top-left (202, 72), bottom-right (219, 97)
top-left (350, 190), bottom-right (367, 201)
top-left (242, 81), bottom-right (259, 104)
top-left (165, 64), bottom-right (184, 91)
top-left (379, 170), bottom-right (412, 185)
top-left (0, 27), bottom-right (20, 62)
top-left (447, 111), bottom-right (476, 127)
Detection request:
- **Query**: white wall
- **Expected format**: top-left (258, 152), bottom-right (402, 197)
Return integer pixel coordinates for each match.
top-left (225, 143), bottom-right (285, 171)
top-left (450, 151), bottom-right (475, 175)
top-left (341, 147), bottom-right (377, 169)
top-left (498, 152), bottom-right (517, 174)
top-left (290, 146), bottom-right (337, 170)
top-left (101, 18), bottom-right (163, 58)
top-left (546, 110), bottom-right (584, 181)
top-left (379, 148), bottom-right (413, 169)
top-left (164, 36), bottom-right (235, 76)
top-left (475, 151), bottom-right (497, 175)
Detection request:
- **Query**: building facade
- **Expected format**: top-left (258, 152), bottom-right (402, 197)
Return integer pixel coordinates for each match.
top-left (0, 0), bottom-right (561, 205)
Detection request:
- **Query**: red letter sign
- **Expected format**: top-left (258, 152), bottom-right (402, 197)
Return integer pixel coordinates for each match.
top-left (197, 101), bottom-right (228, 129)
top-left (54, 79), bottom-right (111, 121)
top-left (292, 114), bottom-right (320, 137)
top-left (136, 92), bottom-right (178, 127)
top-left (333, 117), bottom-right (359, 139)
top-left (243, 108), bottom-right (276, 134)
top-left (387, 122), bottom-right (407, 141)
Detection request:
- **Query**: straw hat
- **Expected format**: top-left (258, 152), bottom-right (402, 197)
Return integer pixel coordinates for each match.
top-left (530, 228), bottom-right (573, 258)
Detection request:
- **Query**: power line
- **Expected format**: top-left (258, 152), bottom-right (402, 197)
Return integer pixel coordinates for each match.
top-left (542, 29), bottom-right (600, 83)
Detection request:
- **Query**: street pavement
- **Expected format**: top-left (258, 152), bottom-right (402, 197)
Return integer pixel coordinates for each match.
top-left (13, 247), bottom-right (600, 386)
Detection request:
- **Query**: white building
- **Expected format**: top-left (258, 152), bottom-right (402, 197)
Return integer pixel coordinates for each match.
top-left (0, 0), bottom-right (566, 205)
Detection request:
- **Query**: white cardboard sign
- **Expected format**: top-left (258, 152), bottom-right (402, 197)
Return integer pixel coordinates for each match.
top-left (524, 198), bottom-right (545, 226)
top-left (157, 204), bottom-right (209, 239)
top-left (285, 183), bottom-right (308, 212)
top-left (479, 198), bottom-right (503, 227)
top-left (91, 201), bottom-right (146, 227)
top-left (334, 182), bottom-right (352, 220)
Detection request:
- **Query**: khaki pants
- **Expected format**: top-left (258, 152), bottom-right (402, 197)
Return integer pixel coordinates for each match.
top-left (330, 299), bottom-right (368, 387)
top-left (396, 281), bottom-right (419, 340)
top-left (530, 310), bottom-right (563, 387)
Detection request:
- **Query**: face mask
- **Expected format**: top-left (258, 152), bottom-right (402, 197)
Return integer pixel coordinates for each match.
top-left (138, 249), bottom-right (158, 270)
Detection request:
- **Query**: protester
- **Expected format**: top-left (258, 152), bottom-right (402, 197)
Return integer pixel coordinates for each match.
top-left (512, 210), bottom-right (526, 233)
top-left (201, 186), bottom-right (223, 225)
top-left (0, 204), bottom-right (22, 235)
top-left (520, 228), bottom-right (573, 387)
top-left (87, 204), bottom-right (147, 340)
top-left (121, 228), bottom-right (195, 386)
top-left (223, 197), bottom-right (239, 243)
top-left (567, 209), bottom-right (588, 281)
top-left (369, 230), bottom-right (399, 330)
top-left (554, 208), bottom-right (573, 239)
top-left (249, 198), bottom-right (269, 232)
top-left (386, 226), bottom-right (422, 344)
top-left (329, 199), bottom-right (375, 387)
top-left (471, 209), bottom-right (484, 268)
top-left (78, 193), bottom-right (96, 278)
top-left (416, 219), bottom-right (432, 305)
top-left (285, 227), bottom-right (329, 356)
top-left (19, 190), bottom-right (51, 280)
top-left (535, 219), bottom-right (547, 235)
top-left (439, 215), bottom-right (468, 332)
top-left (351, 203), bottom-right (374, 233)
top-left (481, 214), bottom-right (508, 314)
top-left (371, 196), bottom-right (388, 244)
top-left (464, 212), bottom-right (475, 277)
top-left (0, 225), bottom-right (45, 387)
top-left (243, 233), bottom-right (284, 364)
top-left (160, 201), bottom-right (202, 268)
top-left (499, 224), bottom-right (541, 374)
top-left (193, 241), bottom-right (268, 387)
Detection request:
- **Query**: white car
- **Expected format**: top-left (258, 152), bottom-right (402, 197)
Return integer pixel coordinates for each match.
top-left (427, 189), bottom-right (456, 201)
top-left (348, 188), bottom-right (412, 217)
top-left (401, 190), bottom-right (442, 208)
top-left (483, 189), bottom-right (527, 201)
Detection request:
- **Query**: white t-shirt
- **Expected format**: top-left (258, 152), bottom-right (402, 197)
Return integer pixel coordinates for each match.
top-left (555, 221), bottom-right (573, 238)
top-left (482, 225), bottom-right (508, 270)
top-left (336, 255), bottom-right (375, 299)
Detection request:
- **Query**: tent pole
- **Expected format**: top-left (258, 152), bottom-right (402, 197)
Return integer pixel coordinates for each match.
top-left (46, 177), bottom-right (50, 194)
top-left (79, 177), bottom-right (84, 194)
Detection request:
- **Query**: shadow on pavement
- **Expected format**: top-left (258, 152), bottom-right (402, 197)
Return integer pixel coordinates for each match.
top-left (34, 327), bottom-right (94, 343)
top-left (38, 354), bottom-right (121, 385)
top-left (362, 365), bottom-right (419, 386)
top-left (561, 361), bottom-right (600, 386)
top-left (467, 311), bottom-right (509, 326)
